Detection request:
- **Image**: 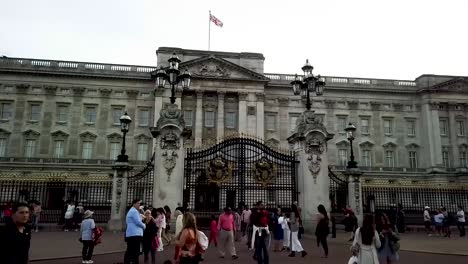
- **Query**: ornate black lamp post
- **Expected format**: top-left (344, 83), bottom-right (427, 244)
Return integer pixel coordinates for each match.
top-left (290, 59), bottom-right (326, 110)
top-left (155, 53), bottom-right (192, 104)
top-left (345, 122), bottom-right (358, 169)
top-left (117, 112), bottom-right (132, 162)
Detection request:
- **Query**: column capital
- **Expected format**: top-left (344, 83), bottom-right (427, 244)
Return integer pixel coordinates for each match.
top-left (238, 91), bottom-right (248, 101)
top-left (196, 90), bottom-right (204, 98)
top-left (370, 101), bottom-right (381, 110)
top-left (278, 97), bottom-right (289, 106)
top-left (324, 99), bottom-right (335, 107)
top-left (429, 101), bottom-right (440, 110)
top-left (217, 90), bottom-right (226, 100)
top-left (347, 100), bottom-right (359, 110)
top-left (393, 103), bottom-right (403, 111)
top-left (255, 92), bottom-right (265, 102)
top-left (154, 88), bottom-right (164, 97)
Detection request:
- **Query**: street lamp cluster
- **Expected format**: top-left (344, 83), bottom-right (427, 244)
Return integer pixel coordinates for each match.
top-left (154, 53), bottom-right (192, 104)
top-left (115, 53), bottom-right (192, 162)
top-left (290, 59), bottom-right (358, 169)
top-left (290, 59), bottom-right (326, 110)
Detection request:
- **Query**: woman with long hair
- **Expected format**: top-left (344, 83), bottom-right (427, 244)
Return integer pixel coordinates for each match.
top-left (175, 212), bottom-right (200, 264)
top-left (163, 205), bottom-right (172, 245)
top-left (352, 214), bottom-right (381, 264)
top-left (288, 204), bottom-right (307, 257)
top-left (142, 210), bottom-right (158, 264)
top-left (315, 204), bottom-right (330, 258)
top-left (376, 213), bottom-right (399, 264)
top-left (155, 207), bottom-right (167, 251)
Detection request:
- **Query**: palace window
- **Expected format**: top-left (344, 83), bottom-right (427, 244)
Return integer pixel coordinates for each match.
top-left (0, 138), bottom-right (6, 157)
top-left (266, 114), bottom-right (277, 131)
top-left (137, 143), bottom-right (148, 161)
top-left (460, 151), bottom-right (467, 167)
top-left (337, 117), bottom-right (347, 131)
top-left (361, 118), bottom-right (370, 134)
top-left (362, 150), bottom-right (372, 167)
top-left (110, 142), bottom-right (120, 160)
top-left (385, 151), bottom-right (395, 167)
top-left (457, 120), bottom-right (465, 136)
top-left (225, 112), bottom-right (236, 129)
top-left (54, 140), bottom-right (65, 158)
top-left (338, 149), bottom-right (348, 167)
top-left (24, 139), bottom-right (36, 158)
top-left (408, 151), bottom-right (418, 168)
top-left (85, 106), bottom-right (97, 124)
top-left (439, 119), bottom-right (448, 136)
top-left (139, 109), bottom-right (150, 127)
top-left (112, 107), bottom-right (123, 125)
top-left (183, 110), bottom-right (193, 127)
top-left (383, 119), bottom-right (393, 135)
top-left (407, 119), bottom-right (416, 136)
top-left (57, 105), bottom-right (69, 123)
top-left (0, 103), bottom-right (12, 120)
top-left (82, 141), bottom-right (93, 159)
top-left (442, 151), bottom-right (450, 168)
top-left (204, 111), bottom-right (215, 127)
top-left (30, 104), bottom-right (41, 121)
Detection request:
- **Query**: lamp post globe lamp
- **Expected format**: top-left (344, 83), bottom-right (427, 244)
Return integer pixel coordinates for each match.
top-left (290, 59), bottom-right (325, 110)
top-left (345, 122), bottom-right (358, 169)
top-left (154, 53), bottom-right (191, 104)
top-left (117, 111), bottom-right (132, 162)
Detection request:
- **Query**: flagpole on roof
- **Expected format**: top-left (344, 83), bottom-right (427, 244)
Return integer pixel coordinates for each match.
top-left (208, 10), bottom-right (211, 51)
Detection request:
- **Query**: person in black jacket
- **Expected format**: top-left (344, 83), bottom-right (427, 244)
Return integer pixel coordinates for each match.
top-left (0, 202), bottom-right (32, 264)
top-left (143, 210), bottom-right (158, 264)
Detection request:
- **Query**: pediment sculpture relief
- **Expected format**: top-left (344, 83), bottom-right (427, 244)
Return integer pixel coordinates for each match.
top-left (195, 62), bottom-right (230, 77)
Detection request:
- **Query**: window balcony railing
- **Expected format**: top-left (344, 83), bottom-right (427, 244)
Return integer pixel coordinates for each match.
top-left (0, 157), bottom-right (147, 166)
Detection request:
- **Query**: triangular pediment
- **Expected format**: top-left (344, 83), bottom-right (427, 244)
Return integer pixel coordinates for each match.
top-left (382, 142), bottom-right (397, 148)
top-left (335, 140), bottom-right (349, 147)
top-left (0, 128), bottom-right (11, 136)
top-left (22, 129), bottom-right (40, 137)
top-left (79, 131), bottom-right (97, 139)
top-left (106, 132), bottom-right (122, 140)
top-left (424, 77), bottom-right (468, 93)
top-left (179, 56), bottom-right (269, 81)
top-left (359, 140), bottom-right (374, 148)
top-left (134, 133), bottom-right (152, 141)
top-left (51, 130), bottom-right (69, 138)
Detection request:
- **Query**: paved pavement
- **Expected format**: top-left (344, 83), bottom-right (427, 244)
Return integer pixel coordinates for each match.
top-left (28, 230), bottom-right (468, 262)
top-left (31, 241), bottom-right (468, 264)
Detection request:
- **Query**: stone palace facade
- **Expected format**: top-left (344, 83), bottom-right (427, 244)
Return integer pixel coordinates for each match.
top-left (1, 47), bottom-right (467, 213)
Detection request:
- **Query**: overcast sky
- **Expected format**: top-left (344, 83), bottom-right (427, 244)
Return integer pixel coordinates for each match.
top-left (1, 0), bottom-right (467, 80)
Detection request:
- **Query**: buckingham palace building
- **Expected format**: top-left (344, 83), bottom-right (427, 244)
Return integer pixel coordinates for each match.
top-left (1, 47), bottom-right (467, 222)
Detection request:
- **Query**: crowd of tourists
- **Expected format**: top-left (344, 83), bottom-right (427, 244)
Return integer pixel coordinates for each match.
top-left (423, 205), bottom-right (465, 237)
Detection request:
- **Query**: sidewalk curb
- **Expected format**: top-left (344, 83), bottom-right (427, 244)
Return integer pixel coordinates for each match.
top-left (30, 250), bottom-right (126, 262)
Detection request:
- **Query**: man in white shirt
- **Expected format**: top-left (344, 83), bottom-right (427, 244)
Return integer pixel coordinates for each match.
top-left (457, 205), bottom-right (465, 237)
top-left (423, 206), bottom-right (432, 235)
top-left (241, 205), bottom-right (252, 237)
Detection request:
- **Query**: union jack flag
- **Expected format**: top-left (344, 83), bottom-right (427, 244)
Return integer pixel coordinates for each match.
top-left (210, 14), bottom-right (223, 27)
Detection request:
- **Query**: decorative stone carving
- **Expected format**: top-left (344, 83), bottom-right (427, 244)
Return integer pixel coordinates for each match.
top-left (16, 84), bottom-right (30, 94)
top-left (255, 93), bottom-right (265, 102)
top-left (72, 86), bottom-right (85, 96)
top-left (278, 97), bottom-right (289, 107)
top-left (196, 63), bottom-right (230, 77)
top-left (154, 104), bottom-right (185, 133)
top-left (324, 99), bottom-right (335, 108)
top-left (126, 90), bottom-right (139, 99)
top-left (115, 173), bottom-right (123, 215)
top-left (347, 101), bottom-right (359, 110)
top-left (22, 129), bottom-right (40, 138)
top-left (206, 156), bottom-right (232, 186)
top-left (160, 131), bottom-right (181, 150)
top-left (0, 128), bottom-right (11, 137)
top-left (51, 130), bottom-right (69, 139)
top-left (305, 137), bottom-right (325, 183)
top-left (79, 131), bottom-right (98, 140)
top-left (252, 157), bottom-right (277, 187)
top-left (44, 85), bottom-right (58, 95)
top-left (370, 101), bottom-right (381, 110)
top-left (294, 110), bottom-right (331, 138)
top-left (162, 150), bottom-right (178, 181)
top-left (100, 88), bottom-right (112, 97)
top-left (393, 103), bottom-right (403, 111)
top-left (238, 92), bottom-right (248, 101)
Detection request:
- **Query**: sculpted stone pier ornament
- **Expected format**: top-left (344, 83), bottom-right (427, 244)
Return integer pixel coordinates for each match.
top-left (288, 110), bottom-right (334, 229)
top-left (150, 103), bottom-right (191, 209)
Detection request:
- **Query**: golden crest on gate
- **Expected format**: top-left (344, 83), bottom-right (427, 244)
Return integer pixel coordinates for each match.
top-left (252, 157), bottom-right (277, 187)
top-left (206, 156), bottom-right (232, 187)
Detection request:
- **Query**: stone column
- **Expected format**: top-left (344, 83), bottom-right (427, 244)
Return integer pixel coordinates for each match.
top-left (238, 92), bottom-right (248, 134)
top-left (175, 91), bottom-right (182, 109)
top-left (278, 98), bottom-right (289, 147)
top-left (194, 91), bottom-right (204, 147)
top-left (256, 93), bottom-right (265, 140)
top-left (421, 102), bottom-right (443, 169)
top-left (448, 104), bottom-right (459, 166)
top-left (217, 91), bottom-right (225, 141)
top-left (288, 110), bottom-right (334, 230)
top-left (108, 162), bottom-right (132, 231)
top-left (343, 168), bottom-right (364, 225)
top-left (150, 104), bottom-right (191, 210)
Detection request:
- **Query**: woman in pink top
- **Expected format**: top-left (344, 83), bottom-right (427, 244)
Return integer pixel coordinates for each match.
top-left (209, 214), bottom-right (218, 247)
top-left (154, 207), bottom-right (166, 252)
